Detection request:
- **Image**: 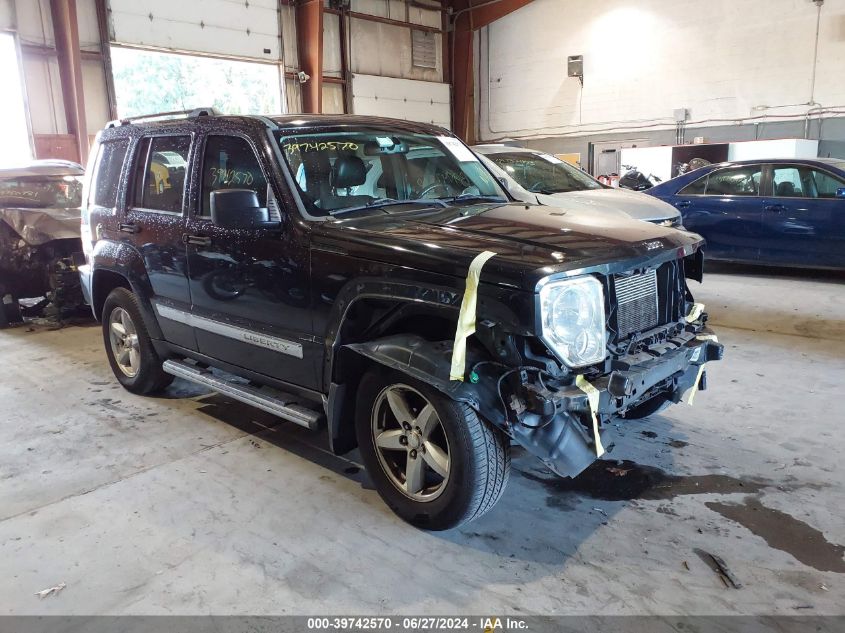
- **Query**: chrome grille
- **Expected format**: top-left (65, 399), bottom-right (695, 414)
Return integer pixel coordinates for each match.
top-left (614, 269), bottom-right (659, 338)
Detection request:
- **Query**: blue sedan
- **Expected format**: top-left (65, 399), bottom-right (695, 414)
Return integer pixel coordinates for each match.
top-left (647, 158), bottom-right (845, 269)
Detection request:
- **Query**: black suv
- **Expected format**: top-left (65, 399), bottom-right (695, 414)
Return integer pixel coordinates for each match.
top-left (80, 109), bottom-right (722, 530)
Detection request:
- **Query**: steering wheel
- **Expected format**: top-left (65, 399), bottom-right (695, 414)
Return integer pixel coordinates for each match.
top-left (529, 181), bottom-right (547, 192)
top-left (418, 182), bottom-right (450, 198)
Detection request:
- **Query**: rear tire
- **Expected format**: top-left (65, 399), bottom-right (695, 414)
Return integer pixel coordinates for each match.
top-left (356, 367), bottom-right (510, 530)
top-left (101, 287), bottom-right (173, 395)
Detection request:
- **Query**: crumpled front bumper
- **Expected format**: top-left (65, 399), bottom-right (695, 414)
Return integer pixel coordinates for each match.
top-left (511, 326), bottom-right (724, 478)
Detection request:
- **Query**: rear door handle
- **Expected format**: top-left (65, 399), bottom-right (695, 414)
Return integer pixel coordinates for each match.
top-left (182, 233), bottom-right (212, 247)
top-left (119, 222), bottom-right (141, 234)
top-left (675, 200), bottom-right (691, 209)
top-left (765, 204), bottom-right (786, 213)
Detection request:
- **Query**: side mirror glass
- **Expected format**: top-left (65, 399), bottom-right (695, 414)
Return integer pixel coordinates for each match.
top-left (210, 189), bottom-right (275, 229)
top-left (835, 187), bottom-right (845, 199)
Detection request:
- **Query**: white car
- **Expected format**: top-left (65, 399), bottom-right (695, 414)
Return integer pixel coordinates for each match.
top-left (474, 144), bottom-right (682, 227)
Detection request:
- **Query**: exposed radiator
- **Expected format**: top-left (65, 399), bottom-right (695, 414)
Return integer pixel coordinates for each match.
top-left (614, 269), bottom-right (659, 338)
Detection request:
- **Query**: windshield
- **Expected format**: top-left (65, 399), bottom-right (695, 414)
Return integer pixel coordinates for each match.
top-left (276, 130), bottom-right (506, 216)
top-left (0, 175), bottom-right (83, 209)
top-left (486, 152), bottom-right (602, 194)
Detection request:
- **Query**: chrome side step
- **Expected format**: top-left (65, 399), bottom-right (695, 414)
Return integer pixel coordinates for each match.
top-left (162, 359), bottom-right (323, 431)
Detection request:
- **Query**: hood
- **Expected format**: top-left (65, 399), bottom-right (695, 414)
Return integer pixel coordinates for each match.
top-left (0, 207), bottom-right (82, 246)
top-left (549, 188), bottom-right (680, 223)
top-left (314, 202), bottom-right (702, 291)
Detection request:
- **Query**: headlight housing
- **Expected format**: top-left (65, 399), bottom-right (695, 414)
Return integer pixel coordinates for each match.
top-left (538, 275), bottom-right (606, 368)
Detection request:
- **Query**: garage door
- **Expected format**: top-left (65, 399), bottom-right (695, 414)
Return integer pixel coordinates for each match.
top-left (352, 74), bottom-right (450, 129)
top-left (108, 0), bottom-right (281, 61)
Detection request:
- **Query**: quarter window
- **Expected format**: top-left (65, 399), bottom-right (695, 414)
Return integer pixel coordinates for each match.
top-left (200, 135), bottom-right (268, 216)
top-left (91, 138), bottom-right (129, 208)
top-left (133, 135), bottom-right (191, 213)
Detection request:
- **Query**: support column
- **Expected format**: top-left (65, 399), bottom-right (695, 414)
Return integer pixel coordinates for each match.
top-left (296, 0), bottom-right (324, 113)
top-left (450, 0), bottom-right (534, 144)
top-left (50, 0), bottom-right (88, 163)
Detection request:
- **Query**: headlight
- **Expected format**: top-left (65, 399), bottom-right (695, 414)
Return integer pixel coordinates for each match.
top-left (538, 275), bottom-right (606, 368)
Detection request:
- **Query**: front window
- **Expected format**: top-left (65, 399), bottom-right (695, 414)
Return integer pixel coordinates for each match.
top-left (276, 130), bottom-right (506, 216)
top-left (772, 165), bottom-right (845, 199)
top-left (0, 175), bottom-right (83, 209)
top-left (485, 152), bottom-right (602, 194)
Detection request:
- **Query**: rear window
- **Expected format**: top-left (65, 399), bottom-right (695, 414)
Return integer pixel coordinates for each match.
top-left (132, 135), bottom-right (191, 213)
top-left (91, 138), bottom-right (129, 208)
top-left (0, 175), bottom-right (83, 209)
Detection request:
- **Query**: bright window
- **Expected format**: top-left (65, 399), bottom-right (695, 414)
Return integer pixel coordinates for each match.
top-left (111, 48), bottom-right (283, 119)
top-left (0, 34), bottom-right (31, 168)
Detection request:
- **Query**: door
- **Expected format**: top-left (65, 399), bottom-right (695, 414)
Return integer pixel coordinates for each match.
top-left (184, 133), bottom-right (318, 389)
top-left (122, 134), bottom-right (196, 350)
top-left (672, 164), bottom-right (764, 262)
top-left (761, 164), bottom-right (845, 268)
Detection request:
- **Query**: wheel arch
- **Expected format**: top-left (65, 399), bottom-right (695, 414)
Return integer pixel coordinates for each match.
top-left (321, 277), bottom-right (529, 455)
top-left (89, 240), bottom-right (162, 339)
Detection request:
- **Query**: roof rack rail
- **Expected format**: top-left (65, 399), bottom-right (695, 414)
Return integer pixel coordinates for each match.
top-left (106, 107), bottom-right (222, 128)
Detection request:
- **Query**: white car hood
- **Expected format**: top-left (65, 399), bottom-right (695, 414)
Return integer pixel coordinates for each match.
top-left (548, 188), bottom-right (679, 223)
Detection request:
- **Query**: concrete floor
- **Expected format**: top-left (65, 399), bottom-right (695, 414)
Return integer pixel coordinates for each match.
top-left (1, 266), bottom-right (843, 616)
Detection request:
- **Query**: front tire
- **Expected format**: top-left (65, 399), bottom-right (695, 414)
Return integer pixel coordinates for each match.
top-left (101, 287), bottom-right (173, 395)
top-left (356, 367), bottom-right (510, 530)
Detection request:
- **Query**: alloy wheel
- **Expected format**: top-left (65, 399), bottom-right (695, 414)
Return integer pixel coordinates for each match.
top-left (108, 307), bottom-right (141, 378)
top-left (371, 384), bottom-right (451, 501)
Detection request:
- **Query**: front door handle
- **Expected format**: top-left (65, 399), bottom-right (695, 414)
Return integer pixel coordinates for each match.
top-left (675, 200), bottom-right (691, 209)
top-left (765, 204), bottom-right (786, 213)
top-left (182, 233), bottom-right (212, 247)
top-left (119, 222), bottom-right (141, 234)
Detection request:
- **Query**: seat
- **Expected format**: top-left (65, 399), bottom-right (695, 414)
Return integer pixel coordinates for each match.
top-left (776, 181), bottom-right (797, 197)
top-left (331, 155), bottom-right (367, 190)
top-left (319, 155), bottom-right (373, 211)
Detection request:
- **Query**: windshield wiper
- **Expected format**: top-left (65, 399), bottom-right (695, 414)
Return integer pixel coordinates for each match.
top-left (435, 194), bottom-right (507, 204)
top-left (329, 198), bottom-right (447, 217)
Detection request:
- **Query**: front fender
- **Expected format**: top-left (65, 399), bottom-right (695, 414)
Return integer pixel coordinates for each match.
top-left (322, 275), bottom-right (531, 390)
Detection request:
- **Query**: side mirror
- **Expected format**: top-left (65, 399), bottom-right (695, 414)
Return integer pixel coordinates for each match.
top-left (210, 189), bottom-right (272, 229)
top-left (835, 187), bottom-right (845, 199)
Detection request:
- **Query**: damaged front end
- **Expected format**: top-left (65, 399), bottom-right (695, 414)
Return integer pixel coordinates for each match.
top-left (484, 248), bottom-right (723, 477)
top-left (0, 165), bottom-right (86, 326)
top-left (346, 248), bottom-right (723, 480)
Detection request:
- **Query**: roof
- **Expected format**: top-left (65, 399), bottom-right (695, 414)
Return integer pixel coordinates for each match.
top-left (712, 157), bottom-right (845, 167)
top-left (472, 144), bottom-right (540, 156)
top-left (102, 109), bottom-right (453, 137)
top-left (0, 160), bottom-right (84, 178)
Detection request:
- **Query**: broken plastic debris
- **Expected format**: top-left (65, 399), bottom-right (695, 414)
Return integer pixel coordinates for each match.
top-left (592, 507), bottom-right (607, 517)
top-left (695, 549), bottom-right (742, 589)
top-left (35, 582), bottom-right (66, 598)
top-left (606, 466), bottom-right (630, 477)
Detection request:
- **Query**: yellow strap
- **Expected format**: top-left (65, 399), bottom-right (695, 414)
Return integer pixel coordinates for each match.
top-left (450, 250), bottom-right (497, 381)
top-left (681, 333), bottom-right (716, 404)
top-left (575, 375), bottom-right (605, 457)
top-left (682, 365), bottom-right (706, 405)
top-left (685, 302), bottom-right (705, 323)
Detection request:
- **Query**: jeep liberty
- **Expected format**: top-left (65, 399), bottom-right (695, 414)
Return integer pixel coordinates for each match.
top-left (79, 109), bottom-right (723, 530)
